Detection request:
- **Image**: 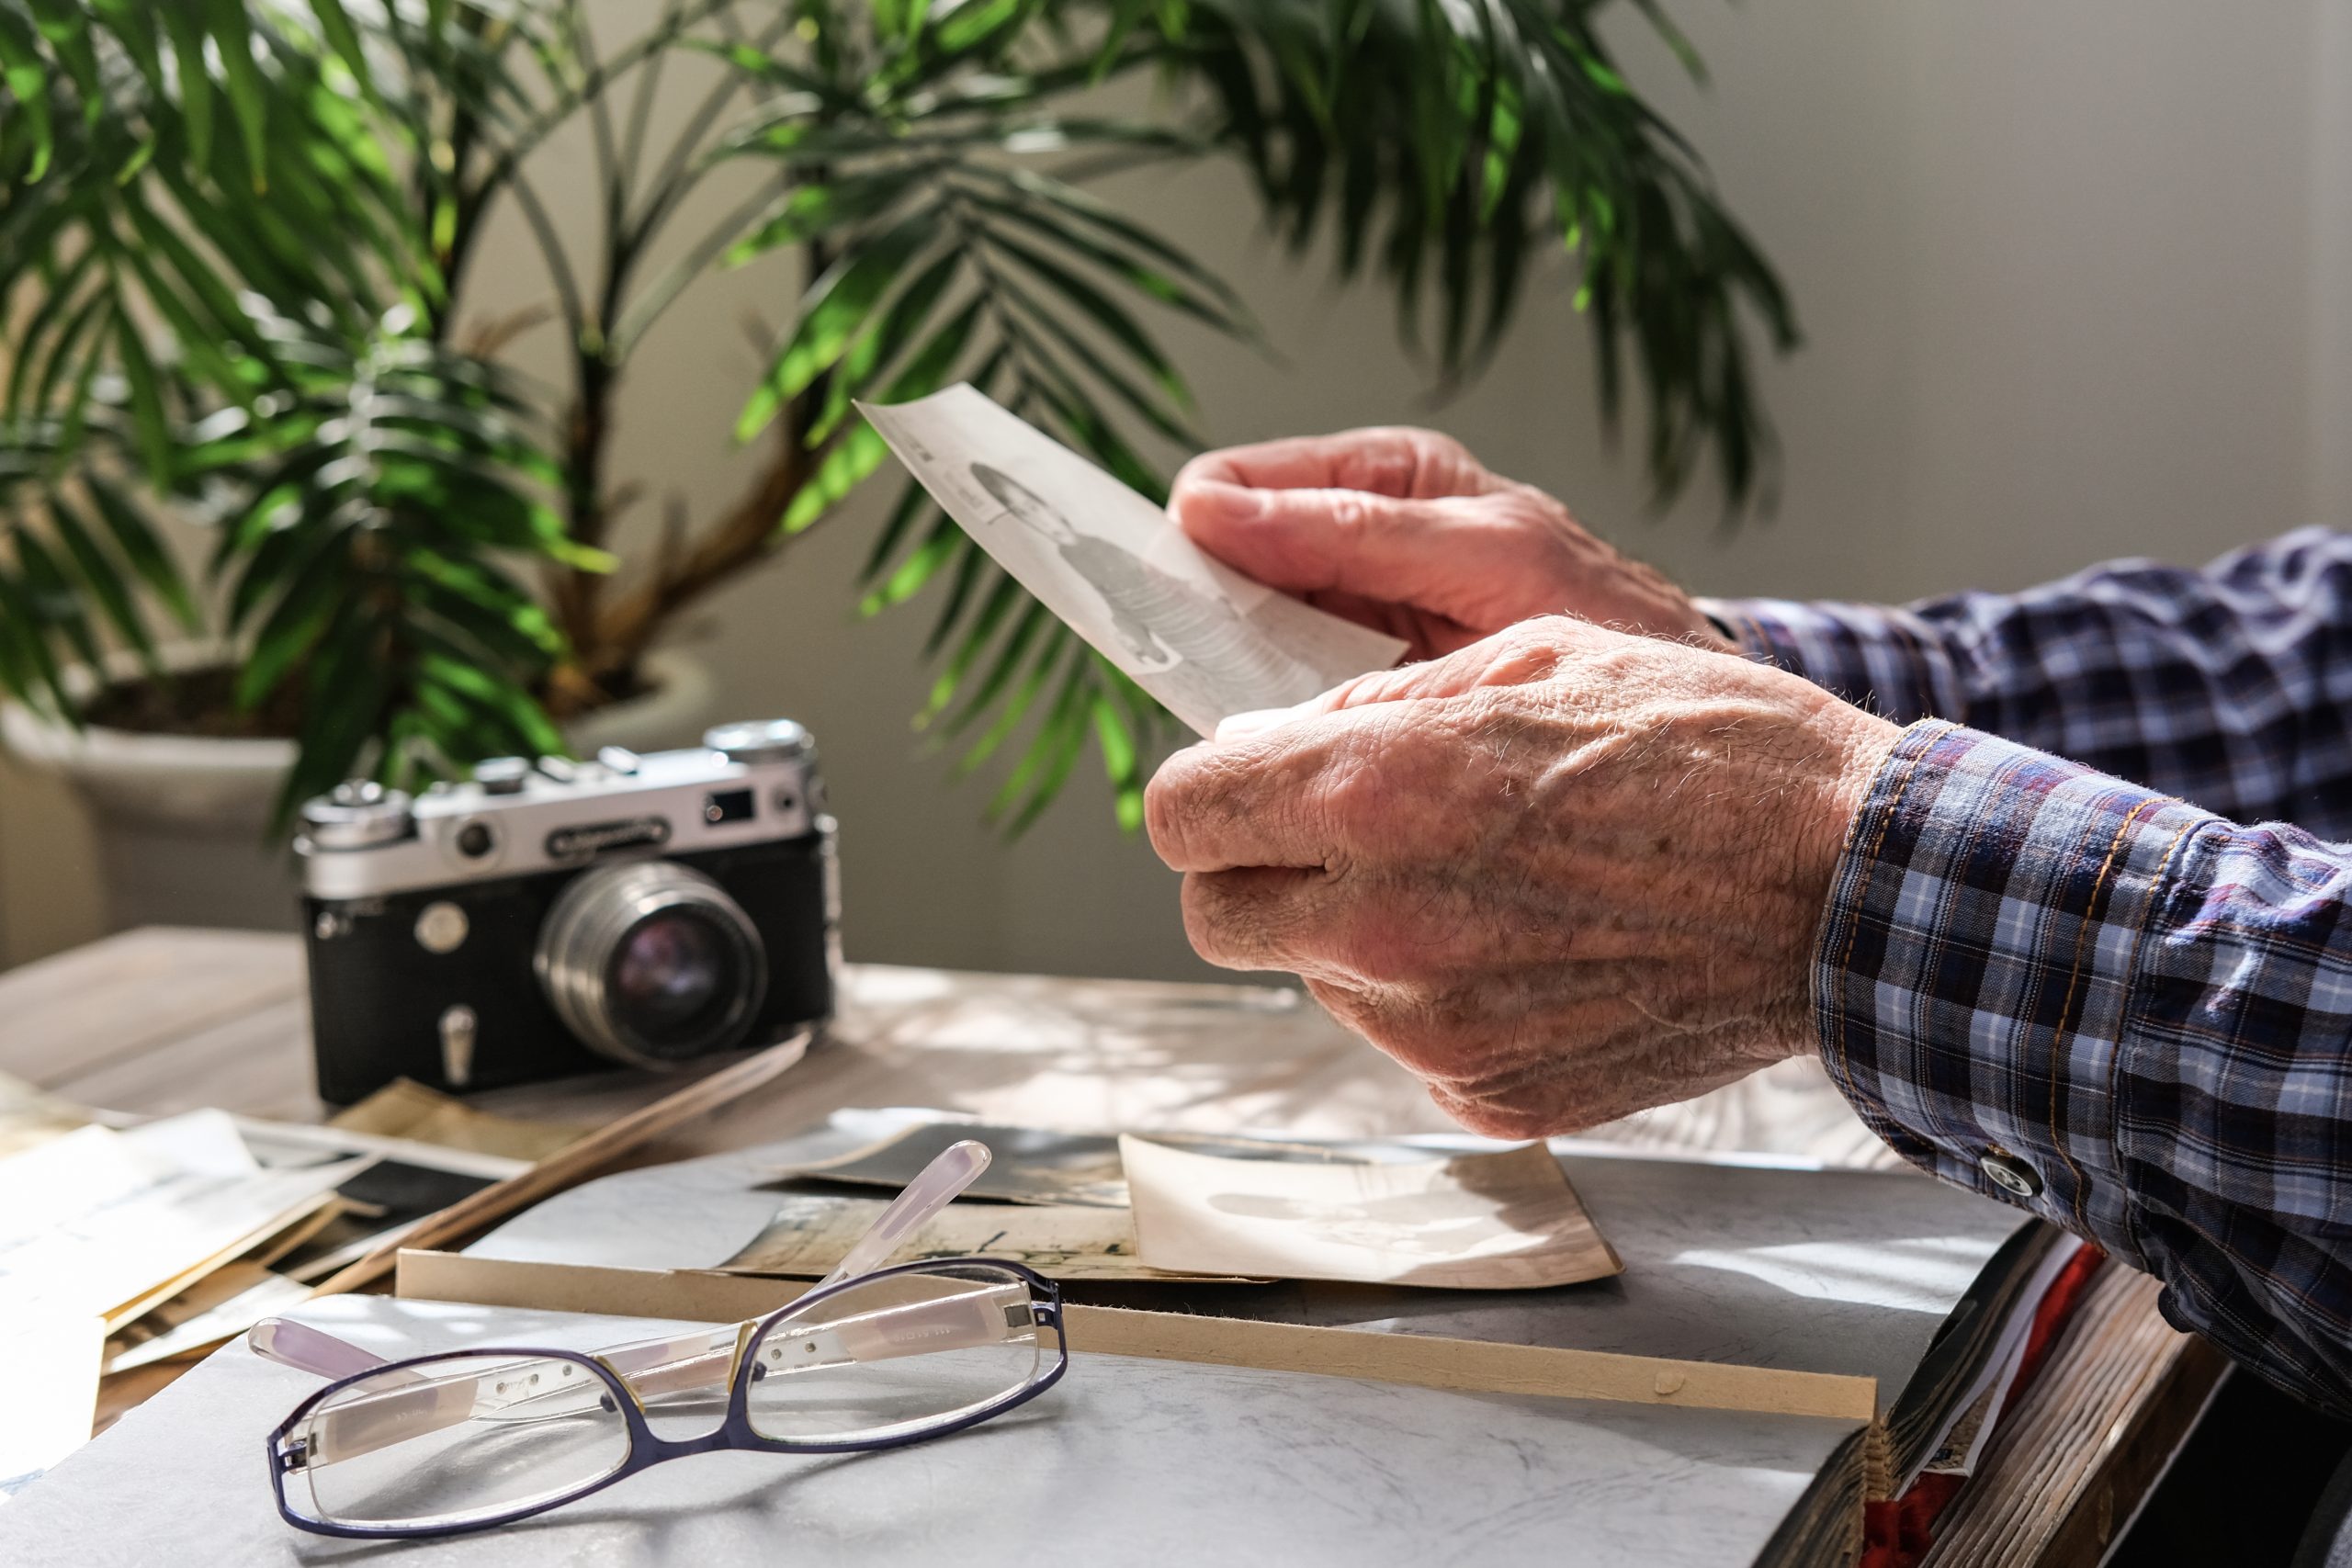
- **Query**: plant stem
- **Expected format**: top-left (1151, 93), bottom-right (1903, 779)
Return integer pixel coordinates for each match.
top-left (561, 412), bottom-right (826, 697)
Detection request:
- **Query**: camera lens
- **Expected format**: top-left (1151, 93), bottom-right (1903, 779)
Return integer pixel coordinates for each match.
top-left (610, 912), bottom-right (734, 1043)
top-left (534, 862), bottom-right (767, 1069)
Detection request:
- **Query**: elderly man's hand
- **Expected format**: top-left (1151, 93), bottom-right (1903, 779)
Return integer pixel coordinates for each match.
top-left (1145, 617), bottom-right (1901, 1136)
top-left (1170, 428), bottom-right (1721, 660)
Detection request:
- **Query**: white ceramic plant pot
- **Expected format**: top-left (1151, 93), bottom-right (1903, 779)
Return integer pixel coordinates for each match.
top-left (0, 644), bottom-right (720, 933)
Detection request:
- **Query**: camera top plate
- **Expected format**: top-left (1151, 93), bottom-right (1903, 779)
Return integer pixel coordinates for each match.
top-left (297, 726), bottom-right (828, 903)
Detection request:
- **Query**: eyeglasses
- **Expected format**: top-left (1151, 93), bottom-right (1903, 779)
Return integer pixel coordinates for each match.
top-left (250, 1140), bottom-right (1068, 1538)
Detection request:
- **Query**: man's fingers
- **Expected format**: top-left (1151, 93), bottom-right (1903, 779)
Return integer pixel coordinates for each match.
top-left (1179, 865), bottom-right (1339, 973)
top-left (1177, 482), bottom-right (1570, 637)
top-left (1171, 428), bottom-right (1497, 501)
top-left (1145, 720), bottom-right (1351, 873)
top-left (1175, 480), bottom-right (1454, 592)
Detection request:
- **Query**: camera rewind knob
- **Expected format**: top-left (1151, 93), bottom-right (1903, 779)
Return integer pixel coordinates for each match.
top-left (704, 718), bottom-right (812, 764)
top-left (300, 781), bottom-right (415, 851)
top-left (473, 757), bottom-right (531, 795)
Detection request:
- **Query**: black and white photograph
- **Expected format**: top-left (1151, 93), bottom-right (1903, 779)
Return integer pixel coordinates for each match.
top-left (861, 386), bottom-right (1404, 737)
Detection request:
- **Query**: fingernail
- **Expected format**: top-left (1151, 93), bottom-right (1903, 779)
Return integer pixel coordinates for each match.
top-left (1216, 707), bottom-right (1296, 741)
top-left (1198, 480), bottom-right (1264, 521)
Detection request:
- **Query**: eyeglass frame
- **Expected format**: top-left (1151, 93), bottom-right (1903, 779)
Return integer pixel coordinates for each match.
top-left (262, 1257), bottom-right (1069, 1540)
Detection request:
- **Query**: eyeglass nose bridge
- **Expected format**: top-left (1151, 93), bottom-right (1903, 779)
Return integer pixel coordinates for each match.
top-left (591, 1321), bottom-right (761, 1439)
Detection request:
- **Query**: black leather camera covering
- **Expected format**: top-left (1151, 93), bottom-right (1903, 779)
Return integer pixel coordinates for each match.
top-left (302, 833), bottom-right (833, 1104)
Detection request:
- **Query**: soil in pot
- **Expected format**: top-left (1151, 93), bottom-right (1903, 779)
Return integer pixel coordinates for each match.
top-left (81, 661), bottom-right (659, 739)
top-left (82, 664), bottom-right (303, 739)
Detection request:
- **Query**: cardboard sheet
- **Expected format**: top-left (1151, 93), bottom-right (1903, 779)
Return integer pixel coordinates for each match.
top-left (399, 1249), bottom-right (1877, 1422)
top-left (1122, 1135), bottom-right (1622, 1289)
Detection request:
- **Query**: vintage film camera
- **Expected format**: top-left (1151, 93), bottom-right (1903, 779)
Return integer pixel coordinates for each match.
top-left (297, 720), bottom-right (839, 1105)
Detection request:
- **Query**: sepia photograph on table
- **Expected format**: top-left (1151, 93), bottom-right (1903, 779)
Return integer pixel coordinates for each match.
top-left (3, 3), bottom-right (2349, 1565)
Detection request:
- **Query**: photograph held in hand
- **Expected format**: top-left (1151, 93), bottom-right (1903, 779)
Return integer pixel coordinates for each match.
top-left (858, 386), bottom-right (1406, 736)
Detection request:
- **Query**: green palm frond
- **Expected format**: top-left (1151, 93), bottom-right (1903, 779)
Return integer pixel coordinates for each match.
top-left (1, 0), bottom-right (1791, 838)
top-left (209, 313), bottom-right (605, 826)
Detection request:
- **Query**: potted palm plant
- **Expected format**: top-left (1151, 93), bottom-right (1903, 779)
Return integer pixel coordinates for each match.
top-left (0, 0), bottom-right (1791, 929)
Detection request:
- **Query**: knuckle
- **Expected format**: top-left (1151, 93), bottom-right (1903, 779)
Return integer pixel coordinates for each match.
top-left (1395, 428), bottom-right (1479, 493)
top-left (1177, 896), bottom-right (1228, 969)
top-left (1313, 752), bottom-right (1385, 843)
top-left (1482, 615), bottom-right (1600, 686)
top-left (1328, 490), bottom-right (1374, 543)
top-left (1330, 431), bottom-right (1419, 496)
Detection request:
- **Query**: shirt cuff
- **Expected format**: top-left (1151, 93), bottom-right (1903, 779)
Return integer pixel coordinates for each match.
top-left (1813, 721), bottom-right (2216, 1269)
top-left (1698, 596), bottom-right (1970, 725)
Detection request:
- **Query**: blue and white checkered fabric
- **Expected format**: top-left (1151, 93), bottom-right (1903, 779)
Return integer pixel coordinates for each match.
top-left (1702, 530), bottom-right (2352, 1412)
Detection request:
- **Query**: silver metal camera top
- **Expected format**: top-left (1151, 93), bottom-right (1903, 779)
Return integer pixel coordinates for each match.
top-left (299, 782), bottom-right (415, 851)
top-left (474, 757), bottom-right (532, 795)
top-left (704, 719), bottom-right (812, 765)
top-left (296, 724), bottom-right (830, 903)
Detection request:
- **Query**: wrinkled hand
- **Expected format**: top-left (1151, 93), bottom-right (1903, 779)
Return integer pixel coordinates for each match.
top-left (1145, 618), bottom-right (1901, 1137)
top-left (1170, 428), bottom-right (1721, 660)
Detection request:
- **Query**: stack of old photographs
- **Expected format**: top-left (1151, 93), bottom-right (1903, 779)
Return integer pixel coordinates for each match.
top-left (105, 1083), bottom-right (585, 1374)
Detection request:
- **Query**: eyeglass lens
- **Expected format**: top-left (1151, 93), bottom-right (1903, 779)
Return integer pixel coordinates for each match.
top-left (746, 1262), bottom-right (1054, 1443)
top-left (277, 1350), bottom-right (629, 1531)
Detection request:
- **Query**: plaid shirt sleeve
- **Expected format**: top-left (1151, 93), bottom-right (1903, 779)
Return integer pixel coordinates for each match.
top-left (1702, 530), bottom-right (2352, 1410)
top-left (1699, 525), bottom-right (2352, 838)
top-left (1815, 722), bottom-right (2352, 1414)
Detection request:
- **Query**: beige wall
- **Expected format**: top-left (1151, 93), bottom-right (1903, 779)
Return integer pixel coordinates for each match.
top-left (0, 1), bottom-right (2337, 977)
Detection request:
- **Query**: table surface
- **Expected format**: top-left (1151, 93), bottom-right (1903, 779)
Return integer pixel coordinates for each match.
top-left (0, 927), bottom-right (2223, 1566)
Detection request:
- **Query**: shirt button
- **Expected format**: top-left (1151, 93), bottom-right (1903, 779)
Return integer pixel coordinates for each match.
top-left (1979, 1149), bottom-right (2043, 1199)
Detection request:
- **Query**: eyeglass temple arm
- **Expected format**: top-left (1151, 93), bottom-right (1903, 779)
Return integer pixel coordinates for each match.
top-left (250, 1317), bottom-right (392, 1380)
top-left (498, 1138), bottom-right (1000, 1401)
top-left (538, 1134), bottom-right (1003, 1397)
top-left (813, 1138), bottom-right (991, 1290)
top-left (763, 1280), bottom-right (1044, 1371)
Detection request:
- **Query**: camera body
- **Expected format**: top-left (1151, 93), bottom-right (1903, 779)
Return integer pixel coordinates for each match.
top-left (298, 720), bottom-right (839, 1105)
